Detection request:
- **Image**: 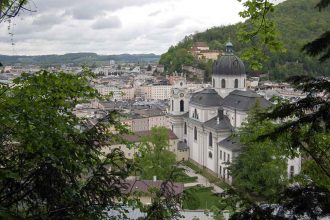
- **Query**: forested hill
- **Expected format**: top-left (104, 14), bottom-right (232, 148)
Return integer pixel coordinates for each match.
top-left (0, 53), bottom-right (160, 66)
top-left (159, 0), bottom-right (330, 81)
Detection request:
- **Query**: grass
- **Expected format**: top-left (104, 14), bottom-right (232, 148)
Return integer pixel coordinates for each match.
top-left (175, 171), bottom-right (198, 183)
top-left (183, 160), bottom-right (231, 189)
top-left (182, 185), bottom-right (221, 210)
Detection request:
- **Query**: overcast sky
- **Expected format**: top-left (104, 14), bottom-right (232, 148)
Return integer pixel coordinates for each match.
top-left (0, 0), bottom-right (246, 55)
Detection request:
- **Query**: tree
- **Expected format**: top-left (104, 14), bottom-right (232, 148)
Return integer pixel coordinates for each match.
top-left (135, 127), bottom-right (177, 180)
top-left (229, 0), bottom-right (330, 218)
top-left (0, 0), bottom-right (32, 23)
top-left (0, 70), bottom-right (131, 219)
top-left (229, 103), bottom-right (289, 200)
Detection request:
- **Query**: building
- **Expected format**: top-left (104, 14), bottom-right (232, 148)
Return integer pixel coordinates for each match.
top-left (168, 42), bottom-right (302, 184)
top-left (122, 179), bottom-right (184, 205)
top-left (103, 129), bottom-right (188, 162)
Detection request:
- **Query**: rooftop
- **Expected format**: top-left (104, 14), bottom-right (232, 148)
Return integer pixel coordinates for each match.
top-left (190, 88), bottom-right (223, 107)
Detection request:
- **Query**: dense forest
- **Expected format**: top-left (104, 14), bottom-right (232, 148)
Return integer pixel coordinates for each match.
top-left (159, 0), bottom-right (330, 81)
top-left (0, 53), bottom-right (160, 66)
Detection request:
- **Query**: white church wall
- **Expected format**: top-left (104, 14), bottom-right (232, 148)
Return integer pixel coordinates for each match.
top-left (287, 156), bottom-right (301, 178)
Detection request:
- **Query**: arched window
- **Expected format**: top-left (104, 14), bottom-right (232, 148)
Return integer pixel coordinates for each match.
top-left (194, 127), bottom-right (197, 141)
top-left (180, 100), bottom-right (184, 112)
top-left (221, 79), bottom-right (226, 88)
top-left (234, 79), bottom-right (238, 88)
top-left (213, 78), bottom-right (215, 87)
top-left (184, 122), bottom-right (187, 135)
top-left (171, 100), bottom-right (174, 111)
top-left (209, 132), bottom-right (213, 147)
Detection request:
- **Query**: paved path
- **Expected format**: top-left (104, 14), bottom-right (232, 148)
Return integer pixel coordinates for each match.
top-left (180, 165), bottom-right (224, 193)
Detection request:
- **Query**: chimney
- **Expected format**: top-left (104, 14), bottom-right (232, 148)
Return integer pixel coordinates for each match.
top-left (153, 176), bottom-right (157, 182)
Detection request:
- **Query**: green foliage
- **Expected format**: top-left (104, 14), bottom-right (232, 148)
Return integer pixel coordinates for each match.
top-left (183, 186), bottom-right (219, 210)
top-left (0, 69), bottom-right (131, 219)
top-left (135, 127), bottom-right (177, 180)
top-left (238, 0), bottom-right (285, 70)
top-left (0, 0), bottom-right (29, 23)
top-left (160, 0), bottom-right (330, 80)
top-left (230, 104), bottom-right (289, 200)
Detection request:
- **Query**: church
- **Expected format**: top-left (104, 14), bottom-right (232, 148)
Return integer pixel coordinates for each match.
top-left (168, 42), bottom-right (301, 184)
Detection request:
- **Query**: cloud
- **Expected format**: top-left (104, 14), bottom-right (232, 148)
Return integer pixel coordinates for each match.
top-left (0, 0), bottom-right (244, 55)
top-left (148, 10), bottom-right (161, 17)
top-left (91, 16), bottom-right (122, 29)
top-left (32, 13), bottom-right (66, 27)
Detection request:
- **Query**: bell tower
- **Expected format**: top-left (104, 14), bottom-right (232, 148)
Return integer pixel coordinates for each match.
top-left (168, 77), bottom-right (190, 140)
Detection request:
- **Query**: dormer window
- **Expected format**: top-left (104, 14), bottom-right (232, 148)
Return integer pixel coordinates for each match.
top-left (192, 108), bottom-right (199, 119)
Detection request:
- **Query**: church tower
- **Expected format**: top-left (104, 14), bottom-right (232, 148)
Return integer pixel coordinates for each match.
top-left (212, 42), bottom-right (246, 98)
top-left (168, 78), bottom-right (190, 140)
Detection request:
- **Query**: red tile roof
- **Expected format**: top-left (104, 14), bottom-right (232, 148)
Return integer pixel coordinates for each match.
top-left (122, 180), bottom-right (184, 196)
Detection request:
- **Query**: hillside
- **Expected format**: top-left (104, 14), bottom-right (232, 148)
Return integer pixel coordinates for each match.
top-left (0, 53), bottom-right (160, 67)
top-left (159, 0), bottom-right (330, 81)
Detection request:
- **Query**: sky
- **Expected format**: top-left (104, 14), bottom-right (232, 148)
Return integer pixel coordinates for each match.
top-left (0, 0), bottom-right (246, 55)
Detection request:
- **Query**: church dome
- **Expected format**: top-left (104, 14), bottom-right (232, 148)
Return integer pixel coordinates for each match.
top-left (213, 42), bottom-right (245, 76)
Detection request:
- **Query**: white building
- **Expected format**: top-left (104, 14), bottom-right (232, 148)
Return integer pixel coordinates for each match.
top-left (168, 42), bottom-right (301, 184)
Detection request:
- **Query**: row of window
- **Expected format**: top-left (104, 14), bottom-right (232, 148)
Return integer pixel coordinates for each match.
top-left (212, 78), bottom-right (246, 88)
top-left (219, 150), bottom-right (230, 162)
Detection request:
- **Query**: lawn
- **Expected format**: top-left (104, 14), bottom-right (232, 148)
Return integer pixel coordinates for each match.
top-left (182, 185), bottom-right (221, 210)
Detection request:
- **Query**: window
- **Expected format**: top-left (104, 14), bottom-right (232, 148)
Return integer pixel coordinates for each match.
top-left (193, 108), bottom-right (199, 119)
top-left (219, 166), bottom-right (222, 175)
top-left (220, 150), bottom-right (222, 160)
top-left (290, 166), bottom-right (294, 178)
top-left (228, 154), bottom-right (230, 162)
top-left (234, 79), bottom-right (238, 88)
top-left (221, 79), bottom-right (226, 88)
top-left (184, 122), bottom-right (187, 135)
top-left (184, 139), bottom-right (187, 143)
top-left (227, 171), bottom-right (230, 180)
top-left (180, 100), bottom-right (184, 112)
top-left (223, 167), bottom-right (226, 178)
top-left (194, 127), bottom-right (197, 141)
top-left (224, 152), bottom-right (226, 161)
top-left (171, 100), bottom-right (174, 111)
top-left (208, 152), bottom-right (213, 159)
top-left (209, 132), bottom-right (213, 147)
top-left (244, 78), bottom-right (246, 88)
top-left (213, 78), bottom-right (215, 87)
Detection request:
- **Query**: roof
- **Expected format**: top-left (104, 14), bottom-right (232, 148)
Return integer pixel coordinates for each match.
top-left (194, 42), bottom-right (208, 47)
top-left (204, 115), bottom-right (233, 131)
top-left (122, 180), bottom-right (184, 196)
top-left (213, 54), bottom-right (245, 76)
top-left (123, 129), bottom-right (178, 143)
top-left (218, 136), bottom-right (242, 152)
top-left (190, 88), bottom-right (223, 107)
top-left (177, 141), bottom-right (189, 150)
top-left (222, 90), bottom-right (272, 111)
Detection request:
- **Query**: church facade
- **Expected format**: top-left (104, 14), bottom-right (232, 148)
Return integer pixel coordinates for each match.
top-left (168, 42), bottom-right (301, 184)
